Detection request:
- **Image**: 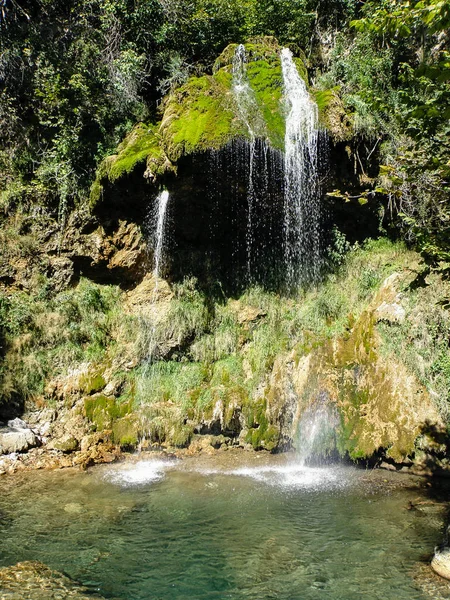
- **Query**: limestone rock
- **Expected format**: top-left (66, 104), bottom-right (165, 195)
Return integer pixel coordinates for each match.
top-left (374, 301), bottom-right (406, 324)
top-left (0, 421), bottom-right (38, 455)
top-left (432, 549), bottom-right (450, 580)
top-left (228, 300), bottom-right (266, 325)
top-left (48, 435), bottom-right (79, 453)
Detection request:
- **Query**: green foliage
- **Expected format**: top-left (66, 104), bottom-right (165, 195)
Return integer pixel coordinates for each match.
top-left (1, 0), bottom-right (354, 215)
top-left (377, 269), bottom-right (450, 421)
top-left (0, 279), bottom-right (121, 403)
top-left (344, 0), bottom-right (450, 258)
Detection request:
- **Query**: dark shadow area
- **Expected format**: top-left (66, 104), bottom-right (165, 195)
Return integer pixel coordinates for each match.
top-left (95, 135), bottom-right (384, 297)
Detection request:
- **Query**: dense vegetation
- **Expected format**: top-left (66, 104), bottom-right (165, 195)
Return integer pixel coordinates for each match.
top-left (1, 0), bottom-right (450, 456)
top-left (1, 0), bottom-right (449, 254)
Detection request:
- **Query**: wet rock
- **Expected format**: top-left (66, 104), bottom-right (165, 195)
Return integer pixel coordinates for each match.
top-left (432, 549), bottom-right (450, 580)
top-left (0, 560), bottom-right (107, 599)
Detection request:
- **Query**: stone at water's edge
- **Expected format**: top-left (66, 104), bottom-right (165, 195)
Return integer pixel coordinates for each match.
top-left (0, 561), bottom-right (107, 599)
top-left (0, 419), bottom-right (39, 455)
top-left (432, 549), bottom-right (450, 580)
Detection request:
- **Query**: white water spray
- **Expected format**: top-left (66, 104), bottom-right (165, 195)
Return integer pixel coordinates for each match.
top-left (140, 189), bottom-right (170, 374)
top-left (281, 48), bottom-right (320, 288)
top-left (296, 400), bottom-right (339, 467)
top-left (153, 189), bottom-right (170, 280)
top-left (232, 45), bottom-right (266, 283)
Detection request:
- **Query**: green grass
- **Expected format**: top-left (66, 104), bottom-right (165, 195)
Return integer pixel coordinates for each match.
top-left (3, 236), bottom-right (433, 454)
top-left (0, 278), bottom-right (123, 403)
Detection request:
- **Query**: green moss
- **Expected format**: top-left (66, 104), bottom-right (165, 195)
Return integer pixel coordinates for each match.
top-left (243, 396), bottom-right (279, 450)
top-left (170, 423), bottom-right (194, 447)
top-left (112, 417), bottom-right (139, 447)
top-left (84, 394), bottom-right (132, 432)
top-left (89, 123), bottom-right (172, 206)
top-left (80, 371), bottom-right (106, 395)
top-left (89, 38), bottom-right (315, 187)
top-left (107, 124), bottom-right (163, 181)
top-left (160, 75), bottom-right (241, 161)
top-left (246, 59), bottom-right (284, 149)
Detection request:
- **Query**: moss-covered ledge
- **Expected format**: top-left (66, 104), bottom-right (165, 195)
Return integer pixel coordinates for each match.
top-left (90, 123), bottom-right (174, 206)
top-left (89, 37), bottom-right (349, 207)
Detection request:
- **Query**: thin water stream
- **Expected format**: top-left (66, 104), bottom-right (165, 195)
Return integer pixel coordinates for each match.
top-left (0, 453), bottom-right (447, 600)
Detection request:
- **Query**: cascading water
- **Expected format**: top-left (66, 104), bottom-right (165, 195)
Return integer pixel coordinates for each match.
top-left (232, 44), bottom-right (266, 283)
top-left (152, 189), bottom-right (170, 281)
top-left (137, 189), bottom-right (171, 444)
top-left (141, 189), bottom-right (170, 370)
top-left (205, 139), bottom-right (284, 289)
top-left (296, 396), bottom-right (339, 466)
top-left (281, 47), bottom-right (321, 289)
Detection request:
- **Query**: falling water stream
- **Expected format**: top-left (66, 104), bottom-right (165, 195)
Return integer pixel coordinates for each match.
top-left (152, 189), bottom-right (170, 282)
top-left (232, 45), bottom-right (267, 283)
top-left (140, 189), bottom-right (170, 372)
top-left (281, 47), bottom-right (321, 287)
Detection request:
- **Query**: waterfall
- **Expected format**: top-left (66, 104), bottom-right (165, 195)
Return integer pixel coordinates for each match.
top-left (206, 139), bottom-right (284, 290)
top-left (232, 44), bottom-right (266, 139)
top-left (281, 48), bottom-right (320, 289)
top-left (232, 45), bottom-right (266, 283)
top-left (153, 189), bottom-right (170, 280)
top-left (139, 189), bottom-right (170, 374)
top-left (296, 397), bottom-right (339, 466)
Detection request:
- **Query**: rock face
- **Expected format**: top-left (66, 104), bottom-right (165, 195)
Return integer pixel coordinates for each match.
top-left (0, 561), bottom-right (107, 599)
top-left (0, 419), bottom-right (38, 455)
top-left (259, 272), bottom-right (444, 463)
top-left (0, 208), bottom-right (151, 294)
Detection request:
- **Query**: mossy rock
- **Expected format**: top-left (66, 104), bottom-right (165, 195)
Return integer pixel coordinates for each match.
top-left (79, 371), bottom-right (106, 395)
top-left (92, 37), bottom-right (317, 191)
top-left (84, 395), bottom-right (133, 432)
top-left (89, 123), bottom-right (173, 206)
top-left (243, 396), bottom-right (279, 450)
top-left (298, 283), bottom-right (438, 462)
top-left (112, 416), bottom-right (139, 448)
top-left (160, 74), bottom-right (242, 161)
top-left (53, 436), bottom-right (79, 453)
top-left (313, 88), bottom-right (354, 142)
top-left (213, 37), bottom-right (282, 71)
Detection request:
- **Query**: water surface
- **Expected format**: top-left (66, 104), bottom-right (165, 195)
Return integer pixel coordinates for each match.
top-left (0, 452), bottom-right (447, 600)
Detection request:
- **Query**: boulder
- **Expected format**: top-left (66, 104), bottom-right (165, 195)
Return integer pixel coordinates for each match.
top-left (432, 549), bottom-right (450, 580)
top-left (0, 420), bottom-right (38, 455)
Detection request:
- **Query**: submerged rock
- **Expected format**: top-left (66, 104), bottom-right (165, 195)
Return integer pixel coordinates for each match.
top-left (0, 561), bottom-right (107, 599)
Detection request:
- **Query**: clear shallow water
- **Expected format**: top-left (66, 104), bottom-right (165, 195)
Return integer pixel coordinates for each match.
top-left (0, 453), bottom-right (447, 600)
